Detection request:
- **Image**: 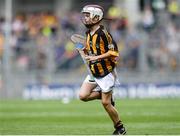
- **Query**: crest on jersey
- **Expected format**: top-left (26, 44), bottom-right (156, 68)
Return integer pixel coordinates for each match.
top-left (108, 44), bottom-right (114, 50)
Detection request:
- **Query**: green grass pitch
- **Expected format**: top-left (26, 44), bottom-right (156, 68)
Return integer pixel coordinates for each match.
top-left (0, 99), bottom-right (180, 135)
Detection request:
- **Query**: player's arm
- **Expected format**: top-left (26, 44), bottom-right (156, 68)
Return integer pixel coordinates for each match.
top-left (85, 49), bottom-right (118, 61)
top-left (85, 31), bottom-right (119, 61)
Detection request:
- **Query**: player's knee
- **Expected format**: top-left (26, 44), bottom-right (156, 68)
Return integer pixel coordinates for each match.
top-left (79, 93), bottom-right (88, 102)
top-left (101, 100), bottom-right (111, 109)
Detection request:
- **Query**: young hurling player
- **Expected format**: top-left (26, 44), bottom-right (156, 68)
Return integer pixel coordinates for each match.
top-left (78, 5), bottom-right (126, 135)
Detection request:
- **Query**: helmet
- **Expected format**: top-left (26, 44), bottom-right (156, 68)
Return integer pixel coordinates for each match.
top-left (81, 5), bottom-right (104, 21)
top-left (81, 5), bottom-right (104, 28)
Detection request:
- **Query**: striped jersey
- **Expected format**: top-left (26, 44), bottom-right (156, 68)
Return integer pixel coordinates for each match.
top-left (85, 25), bottom-right (119, 78)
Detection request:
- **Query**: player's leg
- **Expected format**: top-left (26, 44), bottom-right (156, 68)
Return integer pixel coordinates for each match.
top-left (101, 91), bottom-right (119, 124)
top-left (79, 75), bottom-right (101, 101)
top-left (101, 92), bottom-right (126, 135)
top-left (93, 87), bottom-right (115, 106)
top-left (94, 71), bottom-right (126, 135)
top-left (79, 82), bottom-right (100, 101)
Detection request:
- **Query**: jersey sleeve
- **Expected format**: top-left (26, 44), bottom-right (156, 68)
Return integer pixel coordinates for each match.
top-left (101, 30), bottom-right (119, 57)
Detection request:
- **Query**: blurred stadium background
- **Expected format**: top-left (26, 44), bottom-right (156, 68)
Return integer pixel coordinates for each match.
top-left (0, 0), bottom-right (180, 135)
top-left (0, 0), bottom-right (179, 99)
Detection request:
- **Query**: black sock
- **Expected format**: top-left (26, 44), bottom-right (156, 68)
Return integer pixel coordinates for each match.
top-left (114, 121), bottom-right (123, 129)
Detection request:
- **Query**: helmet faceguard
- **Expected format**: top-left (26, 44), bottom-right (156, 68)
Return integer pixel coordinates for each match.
top-left (81, 5), bottom-right (104, 28)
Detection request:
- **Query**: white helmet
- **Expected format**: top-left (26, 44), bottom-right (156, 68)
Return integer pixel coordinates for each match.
top-left (81, 5), bottom-right (104, 21)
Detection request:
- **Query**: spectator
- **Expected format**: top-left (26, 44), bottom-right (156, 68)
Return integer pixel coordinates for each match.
top-left (142, 5), bottom-right (155, 32)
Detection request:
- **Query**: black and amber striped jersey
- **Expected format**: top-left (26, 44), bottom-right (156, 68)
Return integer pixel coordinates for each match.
top-left (85, 25), bottom-right (119, 78)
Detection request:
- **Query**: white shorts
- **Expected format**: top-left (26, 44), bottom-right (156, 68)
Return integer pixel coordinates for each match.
top-left (84, 71), bottom-right (116, 93)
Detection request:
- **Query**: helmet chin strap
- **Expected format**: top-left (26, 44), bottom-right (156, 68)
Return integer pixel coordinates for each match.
top-left (84, 19), bottom-right (102, 29)
top-left (84, 24), bottom-right (95, 29)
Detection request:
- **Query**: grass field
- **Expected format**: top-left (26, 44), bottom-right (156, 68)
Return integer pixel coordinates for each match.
top-left (0, 98), bottom-right (180, 135)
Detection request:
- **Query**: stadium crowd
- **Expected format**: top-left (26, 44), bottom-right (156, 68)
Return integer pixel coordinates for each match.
top-left (0, 0), bottom-right (179, 73)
